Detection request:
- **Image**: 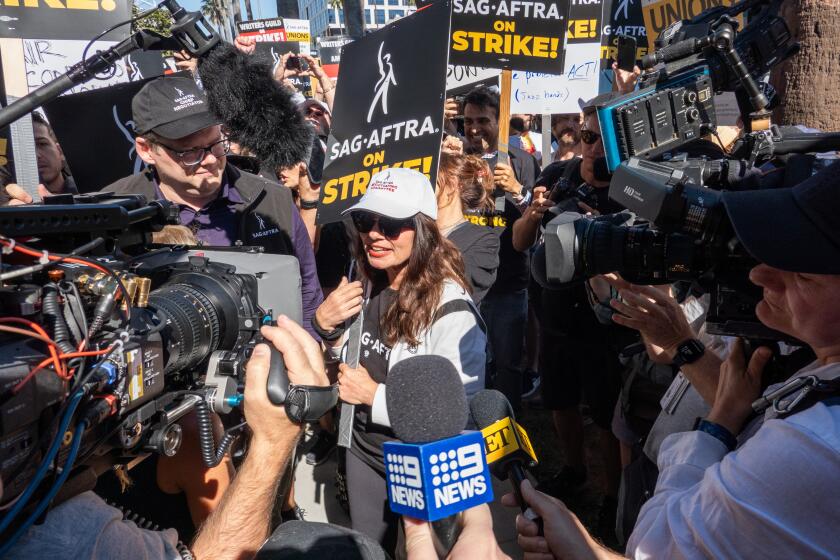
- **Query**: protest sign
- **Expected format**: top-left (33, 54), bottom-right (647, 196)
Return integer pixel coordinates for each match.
top-left (446, 64), bottom-right (500, 95)
top-left (0, 56), bottom-right (12, 178)
top-left (640, 0), bottom-right (739, 52)
top-left (125, 50), bottom-right (167, 82)
top-left (0, 0), bottom-right (130, 41)
top-left (237, 18), bottom-right (287, 42)
top-left (449, 0), bottom-right (570, 73)
top-left (23, 38), bottom-right (129, 94)
top-left (317, 36), bottom-right (352, 79)
top-left (43, 76), bottom-right (159, 192)
top-left (317, 0), bottom-right (450, 225)
top-left (510, 42), bottom-right (600, 114)
top-left (509, 0), bottom-right (603, 113)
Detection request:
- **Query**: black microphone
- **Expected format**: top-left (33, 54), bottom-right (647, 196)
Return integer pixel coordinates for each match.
top-left (197, 43), bottom-right (313, 171)
top-left (470, 389), bottom-right (543, 533)
top-left (385, 355), bottom-right (492, 557)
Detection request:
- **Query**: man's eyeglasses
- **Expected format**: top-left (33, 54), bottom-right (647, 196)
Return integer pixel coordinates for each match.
top-left (580, 129), bottom-right (601, 145)
top-left (351, 212), bottom-right (415, 239)
top-left (156, 137), bottom-right (231, 166)
top-left (306, 107), bottom-right (326, 118)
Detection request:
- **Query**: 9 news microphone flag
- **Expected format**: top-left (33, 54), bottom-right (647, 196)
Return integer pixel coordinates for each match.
top-left (384, 356), bottom-right (493, 553)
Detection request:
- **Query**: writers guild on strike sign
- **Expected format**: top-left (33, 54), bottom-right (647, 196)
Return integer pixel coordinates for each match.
top-left (383, 431), bottom-right (494, 521)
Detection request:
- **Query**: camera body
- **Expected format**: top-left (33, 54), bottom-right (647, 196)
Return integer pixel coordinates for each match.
top-left (532, 1), bottom-right (826, 341)
top-left (0, 196), bottom-right (304, 507)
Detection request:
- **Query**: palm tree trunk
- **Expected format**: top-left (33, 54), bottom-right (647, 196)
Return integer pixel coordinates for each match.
top-left (243, 0), bottom-right (255, 22)
top-left (342, 0), bottom-right (364, 38)
top-left (771, 0), bottom-right (840, 130)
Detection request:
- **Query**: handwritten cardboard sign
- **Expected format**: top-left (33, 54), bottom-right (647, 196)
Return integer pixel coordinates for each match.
top-left (23, 38), bottom-right (129, 95)
top-left (510, 42), bottom-right (601, 114)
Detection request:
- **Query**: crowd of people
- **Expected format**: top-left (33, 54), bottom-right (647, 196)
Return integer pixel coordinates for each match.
top-left (2, 34), bottom-right (840, 560)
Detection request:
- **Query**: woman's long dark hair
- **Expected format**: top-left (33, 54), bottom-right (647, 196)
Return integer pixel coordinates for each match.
top-left (352, 213), bottom-right (469, 347)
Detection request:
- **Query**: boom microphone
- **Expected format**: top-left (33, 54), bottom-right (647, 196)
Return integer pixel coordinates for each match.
top-left (384, 356), bottom-right (492, 556)
top-left (197, 43), bottom-right (313, 171)
top-left (470, 389), bottom-right (542, 531)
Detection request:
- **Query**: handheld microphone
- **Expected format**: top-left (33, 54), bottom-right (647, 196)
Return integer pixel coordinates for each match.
top-left (470, 389), bottom-right (543, 532)
top-left (384, 356), bottom-right (493, 555)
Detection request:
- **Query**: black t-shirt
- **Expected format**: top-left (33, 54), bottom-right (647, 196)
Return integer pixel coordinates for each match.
top-left (447, 221), bottom-right (500, 305)
top-left (351, 283), bottom-right (397, 473)
top-left (316, 221), bottom-right (353, 291)
top-left (465, 196), bottom-right (528, 295)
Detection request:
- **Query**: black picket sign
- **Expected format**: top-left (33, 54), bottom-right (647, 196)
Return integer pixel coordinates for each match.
top-left (316, 0), bottom-right (451, 225)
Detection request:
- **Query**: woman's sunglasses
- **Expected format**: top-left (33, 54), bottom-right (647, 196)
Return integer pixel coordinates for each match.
top-left (580, 129), bottom-right (601, 145)
top-left (351, 212), bottom-right (415, 239)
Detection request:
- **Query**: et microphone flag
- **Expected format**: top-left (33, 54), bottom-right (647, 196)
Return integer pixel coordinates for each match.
top-left (383, 431), bottom-right (493, 522)
top-left (480, 416), bottom-right (538, 472)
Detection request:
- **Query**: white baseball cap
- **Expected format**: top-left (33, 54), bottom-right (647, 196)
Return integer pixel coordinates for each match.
top-left (342, 168), bottom-right (438, 220)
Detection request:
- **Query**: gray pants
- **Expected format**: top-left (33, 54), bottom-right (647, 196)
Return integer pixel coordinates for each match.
top-left (346, 450), bottom-right (400, 555)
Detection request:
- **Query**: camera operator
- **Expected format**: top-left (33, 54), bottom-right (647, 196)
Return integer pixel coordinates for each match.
top-left (8, 317), bottom-right (330, 559)
top-left (505, 162), bottom-right (840, 559)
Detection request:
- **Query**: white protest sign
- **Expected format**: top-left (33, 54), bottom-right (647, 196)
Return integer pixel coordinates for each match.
top-left (23, 38), bottom-right (130, 95)
top-left (446, 64), bottom-right (501, 94)
top-left (510, 42), bottom-right (600, 114)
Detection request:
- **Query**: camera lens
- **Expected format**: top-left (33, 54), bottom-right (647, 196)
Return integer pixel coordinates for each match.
top-left (147, 268), bottom-right (257, 374)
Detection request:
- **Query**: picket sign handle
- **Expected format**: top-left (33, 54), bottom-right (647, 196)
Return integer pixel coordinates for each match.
top-left (494, 68), bottom-right (512, 212)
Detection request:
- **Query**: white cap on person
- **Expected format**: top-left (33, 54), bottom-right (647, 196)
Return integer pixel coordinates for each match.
top-left (342, 168), bottom-right (438, 220)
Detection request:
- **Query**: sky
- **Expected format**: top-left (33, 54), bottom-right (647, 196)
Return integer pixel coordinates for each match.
top-left (177, 0), bottom-right (279, 21)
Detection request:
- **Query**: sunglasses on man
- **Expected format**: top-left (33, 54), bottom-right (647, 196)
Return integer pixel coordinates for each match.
top-left (351, 212), bottom-right (416, 239)
top-left (580, 129), bottom-right (601, 145)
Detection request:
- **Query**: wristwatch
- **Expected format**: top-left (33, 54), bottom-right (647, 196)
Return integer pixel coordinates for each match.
top-left (672, 339), bottom-right (706, 367)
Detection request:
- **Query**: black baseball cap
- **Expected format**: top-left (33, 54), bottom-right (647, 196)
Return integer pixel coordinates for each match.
top-left (132, 76), bottom-right (220, 139)
top-left (722, 160), bottom-right (840, 274)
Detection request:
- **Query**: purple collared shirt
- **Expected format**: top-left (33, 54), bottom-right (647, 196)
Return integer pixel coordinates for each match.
top-left (153, 180), bottom-right (323, 340)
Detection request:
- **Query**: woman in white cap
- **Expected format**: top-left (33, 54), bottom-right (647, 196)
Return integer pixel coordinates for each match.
top-left (312, 167), bottom-right (487, 551)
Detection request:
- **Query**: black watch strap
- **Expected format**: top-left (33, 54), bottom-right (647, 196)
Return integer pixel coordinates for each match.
top-left (312, 315), bottom-right (345, 341)
top-left (672, 338), bottom-right (706, 367)
top-left (285, 384), bottom-right (339, 423)
top-left (299, 199), bottom-right (319, 210)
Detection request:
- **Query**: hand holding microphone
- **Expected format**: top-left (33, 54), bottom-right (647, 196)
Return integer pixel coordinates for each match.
top-left (384, 356), bottom-right (495, 556)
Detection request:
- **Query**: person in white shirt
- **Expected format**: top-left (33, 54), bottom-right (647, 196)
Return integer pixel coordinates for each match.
top-left (504, 161), bottom-right (840, 559)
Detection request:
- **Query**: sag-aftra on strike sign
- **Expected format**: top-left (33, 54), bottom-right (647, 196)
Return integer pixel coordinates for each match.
top-left (0, 0), bottom-right (131, 40)
top-left (450, 0), bottom-right (571, 72)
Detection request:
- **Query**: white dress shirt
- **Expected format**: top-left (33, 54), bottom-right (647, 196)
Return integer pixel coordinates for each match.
top-left (627, 361), bottom-right (840, 559)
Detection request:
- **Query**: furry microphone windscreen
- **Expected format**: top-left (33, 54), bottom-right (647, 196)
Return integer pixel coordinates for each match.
top-left (197, 43), bottom-right (313, 171)
top-left (386, 355), bottom-right (469, 444)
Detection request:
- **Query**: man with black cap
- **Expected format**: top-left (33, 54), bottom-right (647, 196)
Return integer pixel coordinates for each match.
top-left (101, 75), bottom-right (322, 337)
top-left (508, 161), bottom-right (840, 560)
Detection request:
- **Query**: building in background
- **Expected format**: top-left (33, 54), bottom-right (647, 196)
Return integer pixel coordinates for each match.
top-left (298, 0), bottom-right (415, 46)
top-left (275, 0), bottom-right (300, 18)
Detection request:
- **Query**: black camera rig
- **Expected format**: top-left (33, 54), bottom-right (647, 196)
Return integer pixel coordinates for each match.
top-left (535, 0), bottom-right (840, 342)
top-left (0, 196), bottom-right (335, 549)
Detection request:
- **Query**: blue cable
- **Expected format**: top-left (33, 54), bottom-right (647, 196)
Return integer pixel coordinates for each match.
top-left (0, 421), bottom-right (87, 555)
top-left (0, 390), bottom-right (83, 534)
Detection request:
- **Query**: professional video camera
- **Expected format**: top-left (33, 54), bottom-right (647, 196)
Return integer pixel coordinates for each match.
top-left (0, 195), bottom-right (335, 544)
top-left (535, 0), bottom-right (840, 341)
